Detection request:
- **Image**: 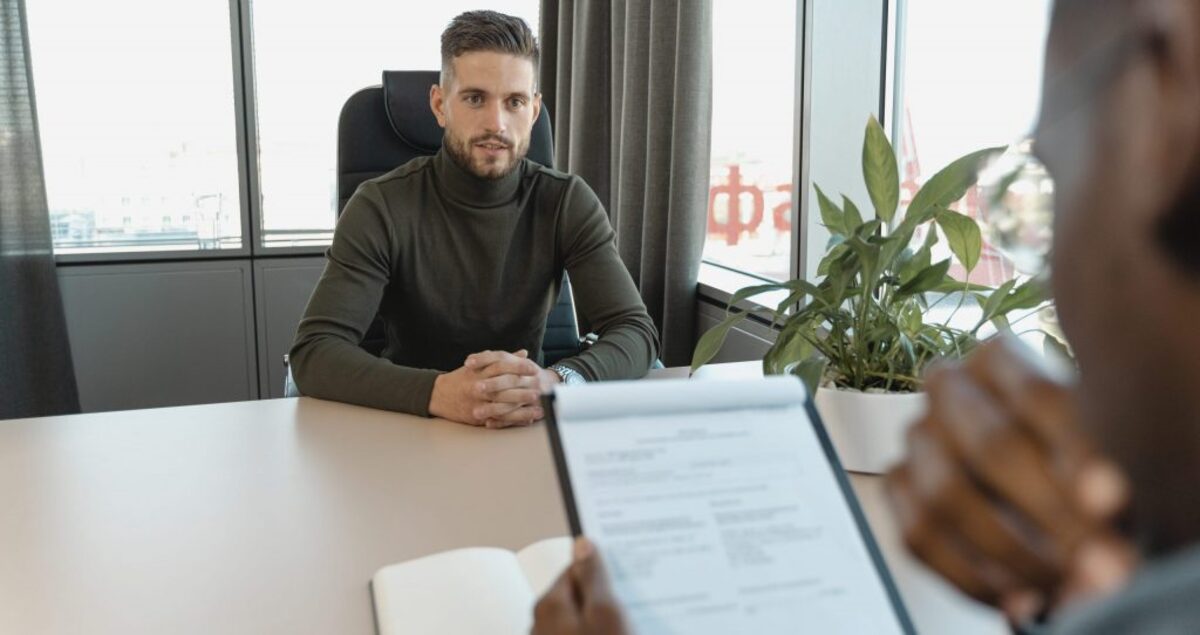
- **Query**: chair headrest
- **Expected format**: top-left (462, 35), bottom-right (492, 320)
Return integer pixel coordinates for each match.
top-left (382, 70), bottom-right (443, 153)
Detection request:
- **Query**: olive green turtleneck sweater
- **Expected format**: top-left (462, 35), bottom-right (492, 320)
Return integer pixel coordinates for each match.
top-left (289, 149), bottom-right (660, 415)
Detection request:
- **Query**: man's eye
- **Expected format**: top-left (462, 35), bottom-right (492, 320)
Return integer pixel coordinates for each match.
top-left (465, 95), bottom-right (483, 106)
top-left (508, 98), bottom-right (525, 109)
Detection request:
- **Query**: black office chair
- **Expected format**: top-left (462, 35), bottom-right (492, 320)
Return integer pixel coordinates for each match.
top-left (284, 71), bottom-right (583, 398)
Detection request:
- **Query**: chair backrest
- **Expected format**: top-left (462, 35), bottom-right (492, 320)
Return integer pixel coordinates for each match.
top-left (338, 70), bottom-right (555, 213)
top-left (335, 70), bottom-right (579, 365)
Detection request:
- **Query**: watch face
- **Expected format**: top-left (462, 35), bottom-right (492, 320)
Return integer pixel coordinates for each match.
top-left (554, 366), bottom-right (585, 385)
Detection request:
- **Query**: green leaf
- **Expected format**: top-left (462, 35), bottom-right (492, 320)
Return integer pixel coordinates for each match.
top-left (817, 243), bottom-right (849, 277)
top-left (988, 166), bottom-right (1024, 207)
top-left (763, 323), bottom-right (815, 375)
top-left (897, 259), bottom-right (952, 297)
top-left (845, 236), bottom-right (881, 288)
top-left (997, 277), bottom-right (1048, 315)
top-left (900, 146), bottom-right (1006, 234)
top-left (822, 249), bottom-right (859, 303)
top-left (991, 314), bottom-right (1012, 333)
top-left (931, 276), bottom-right (992, 294)
top-left (921, 225), bottom-right (940, 249)
top-left (789, 357), bottom-right (829, 397)
top-left (690, 310), bottom-right (751, 372)
top-left (1044, 334), bottom-right (1075, 365)
top-left (842, 195), bottom-right (865, 233)
top-left (878, 235), bottom-right (907, 274)
top-left (862, 115), bottom-right (900, 223)
top-left (855, 219), bottom-right (884, 239)
top-left (897, 332), bottom-right (918, 366)
top-left (814, 184), bottom-right (845, 236)
top-left (979, 278), bottom-right (1018, 325)
top-left (727, 283), bottom-right (789, 312)
top-left (935, 209), bottom-right (983, 273)
top-left (902, 302), bottom-right (924, 332)
top-left (899, 243), bottom-right (934, 284)
top-left (774, 279), bottom-right (826, 314)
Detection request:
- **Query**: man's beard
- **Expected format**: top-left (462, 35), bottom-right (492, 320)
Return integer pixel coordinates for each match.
top-left (443, 130), bottom-right (527, 181)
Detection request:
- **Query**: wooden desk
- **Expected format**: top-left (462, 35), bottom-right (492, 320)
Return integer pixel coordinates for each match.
top-left (0, 375), bottom-right (1007, 634)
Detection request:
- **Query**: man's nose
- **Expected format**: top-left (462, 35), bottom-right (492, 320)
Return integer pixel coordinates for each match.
top-left (481, 100), bottom-right (506, 134)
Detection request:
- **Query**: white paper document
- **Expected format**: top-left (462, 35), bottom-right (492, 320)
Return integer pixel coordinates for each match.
top-left (549, 377), bottom-right (911, 634)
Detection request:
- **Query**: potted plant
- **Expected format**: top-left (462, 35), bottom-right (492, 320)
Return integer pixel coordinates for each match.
top-left (691, 116), bottom-right (1047, 473)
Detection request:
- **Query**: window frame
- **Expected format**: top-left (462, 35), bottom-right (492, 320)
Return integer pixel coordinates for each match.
top-left (697, 0), bottom-right (896, 303)
top-left (42, 0), bottom-right (254, 264)
top-left (44, 0), bottom-right (898, 274)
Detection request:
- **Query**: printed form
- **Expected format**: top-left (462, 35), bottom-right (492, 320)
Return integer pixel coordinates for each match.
top-left (553, 378), bottom-right (908, 635)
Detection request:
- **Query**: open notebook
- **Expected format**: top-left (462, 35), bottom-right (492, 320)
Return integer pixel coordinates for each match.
top-left (371, 536), bottom-right (572, 635)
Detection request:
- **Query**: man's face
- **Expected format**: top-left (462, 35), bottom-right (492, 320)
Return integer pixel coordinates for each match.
top-left (430, 51), bottom-right (541, 180)
top-left (1035, 16), bottom-right (1133, 369)
top-left (1036, 2), bottom-right (1200, 484)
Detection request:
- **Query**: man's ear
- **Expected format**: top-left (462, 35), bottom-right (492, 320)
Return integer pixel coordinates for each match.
top-left (531, 92), bottom-right (543, 124)
top-left (430, 83), bottom-right (448, 128)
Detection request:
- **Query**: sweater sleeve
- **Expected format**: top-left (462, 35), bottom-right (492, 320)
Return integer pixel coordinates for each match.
top-left (554, 178), bottom-right (660, 381)
top-left (288, 182), bottom-right (440, 415)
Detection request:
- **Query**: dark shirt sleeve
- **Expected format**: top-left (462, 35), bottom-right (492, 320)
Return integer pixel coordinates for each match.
top-left (553, 177), bottom-right (660, 381)
top-left (288, 182), bottom-right (440, 415)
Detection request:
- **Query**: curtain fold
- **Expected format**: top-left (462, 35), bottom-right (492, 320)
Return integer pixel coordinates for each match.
top-left (1, 0), bottom-right (81, 418)
top-left (541, 0), bottom-right (712, 367)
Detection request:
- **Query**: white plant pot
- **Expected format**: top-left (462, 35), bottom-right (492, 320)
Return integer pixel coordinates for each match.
top-left (814, 387), bottom-right (926, 474)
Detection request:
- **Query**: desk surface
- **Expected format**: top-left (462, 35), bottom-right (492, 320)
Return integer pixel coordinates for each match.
top-left (0, 368), bottom-right (1006, 634)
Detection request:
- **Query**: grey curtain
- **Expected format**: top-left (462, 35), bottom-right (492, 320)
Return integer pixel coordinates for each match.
top-left (540, 0), bottom-right (712, 367)
top-left (1, 0), bottom-right (80, 418)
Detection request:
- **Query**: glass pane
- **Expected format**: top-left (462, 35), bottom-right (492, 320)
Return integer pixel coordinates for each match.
top-left (27, 0), bottom-right (242, 254)
top-left (251, 2), bottom-right (540, 248)
top-left (703, 0), bottom-right (797, 282)
top-left (897, 0), bottom-right (1051, 287)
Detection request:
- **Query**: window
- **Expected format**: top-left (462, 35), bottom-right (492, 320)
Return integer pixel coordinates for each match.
top-left (249, 1), bottom-right (541, 248)
top-left (894, 0), bottom-right (1051, 287)
top-left (702, 0), bottom-right (798, 282)
top-left (26, 0), bottom-right (243, 254)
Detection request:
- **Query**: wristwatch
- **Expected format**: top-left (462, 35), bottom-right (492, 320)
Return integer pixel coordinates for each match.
top-left (548, 363), bottom-right (587, 386)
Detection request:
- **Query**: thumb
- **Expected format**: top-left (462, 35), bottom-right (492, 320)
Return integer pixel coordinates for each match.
top-left (570, 538), bottom-right (615, 603)
top-left (516, 349), bottom-right (529, 359)
top-left (1074, 458), bottom-right (1130, 521)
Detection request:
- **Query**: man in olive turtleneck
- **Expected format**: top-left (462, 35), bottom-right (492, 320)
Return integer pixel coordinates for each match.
top-left (289, 11), bottom-right (659, 427)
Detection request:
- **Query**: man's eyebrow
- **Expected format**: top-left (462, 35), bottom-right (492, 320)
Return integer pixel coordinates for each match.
top-left (456, 86), bottom-right (532, 99)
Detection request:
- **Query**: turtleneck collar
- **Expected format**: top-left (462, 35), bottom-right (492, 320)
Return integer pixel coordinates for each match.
top-left (433, 146), bottom-right (524, 209)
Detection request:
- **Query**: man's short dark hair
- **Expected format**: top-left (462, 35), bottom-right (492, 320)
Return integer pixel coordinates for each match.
top-left (440, 10), bottom-right (539, 87)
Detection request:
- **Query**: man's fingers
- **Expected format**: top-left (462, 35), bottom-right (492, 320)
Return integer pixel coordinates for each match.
top-left (570, 537), bottom-right (628, 633)
top-left (488, 387), bottom-right (543, 406)
top-left (1000, 589), bottom-right (1047, 628)
top-left (472, 401), bottom-right (520, 421)
top-left (907, 423), bottom-right (1062, 589)
top-left (475, 373), bottom-right (539, 397)
top-left (1058, 534), bottom-right (1137, 605)
top-left (477, 357), bottom-right (541, 379)
top-left (465, 349), bottom-right (533, 370)
top-left (965, 338), bottom-right (1088, 463)
top-left (482, 404), bottom-right (544, 428)
top-left (1074, 458), bottom-right (1131, 520)
top-left (532, 570), bottom-right (582, 635)
top-left (887, 465), bottom-right (1002, 604)
top-left (925, 366), bottom-right (1090, 549)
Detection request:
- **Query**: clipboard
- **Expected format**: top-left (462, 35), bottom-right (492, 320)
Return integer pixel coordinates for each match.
top-left (541, 377), bottom-right (916, 634)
